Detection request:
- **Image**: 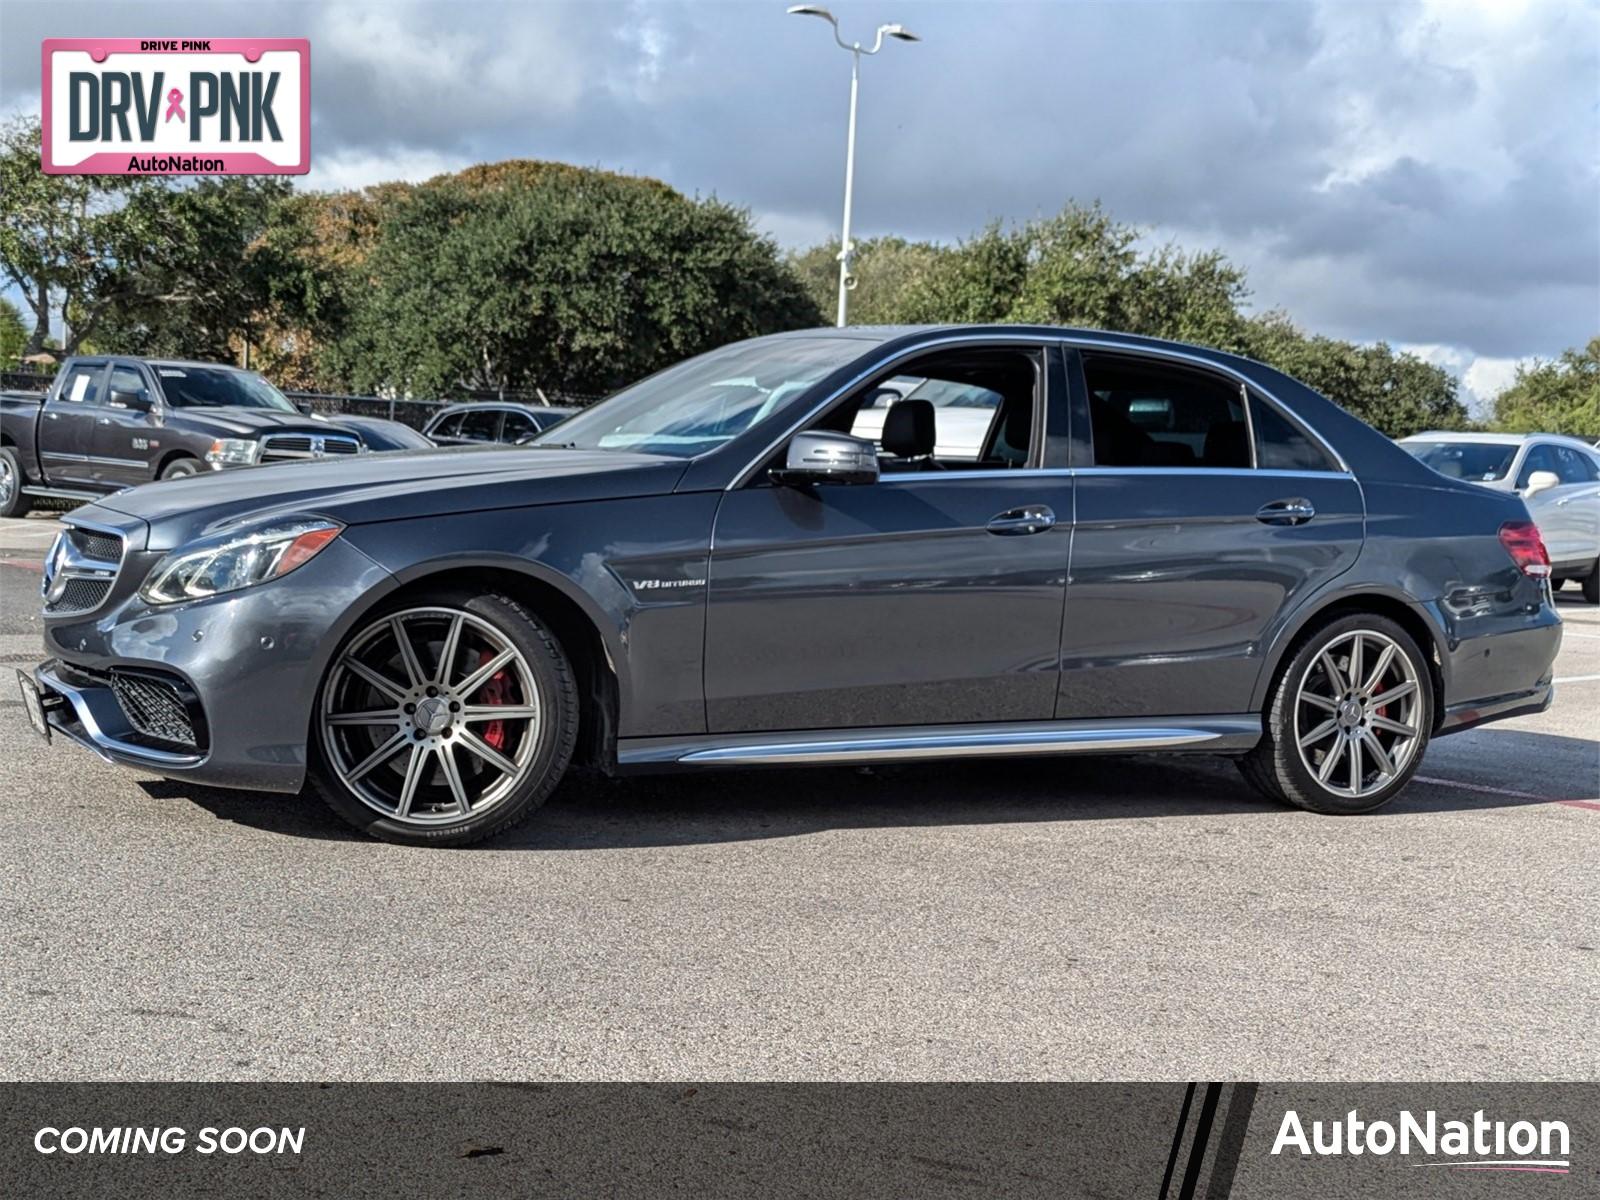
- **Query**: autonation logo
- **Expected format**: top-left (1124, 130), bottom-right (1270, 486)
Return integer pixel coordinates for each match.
top-left (1272, 1108), bottom-right (1571, 1175)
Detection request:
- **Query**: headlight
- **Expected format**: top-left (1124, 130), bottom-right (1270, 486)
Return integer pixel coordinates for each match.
top-left (205, 438), bottom-right (260, 466)
top-left (138, 520), bottom-right (343, 604)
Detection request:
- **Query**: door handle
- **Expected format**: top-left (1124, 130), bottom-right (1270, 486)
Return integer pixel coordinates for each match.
top-left (987, 505), bottom-right (1056, 535)
top-left (1256, 498), bottom-right (1316, 526)
top-left (96, 417), bottom-right (112, 425)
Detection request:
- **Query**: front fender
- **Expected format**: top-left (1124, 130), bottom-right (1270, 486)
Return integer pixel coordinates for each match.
top-left (339, 492), bottom-right (721, 738)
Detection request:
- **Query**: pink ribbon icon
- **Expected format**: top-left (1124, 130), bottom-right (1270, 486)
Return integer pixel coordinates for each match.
top-left (164, 88), bottom-right (185, 123)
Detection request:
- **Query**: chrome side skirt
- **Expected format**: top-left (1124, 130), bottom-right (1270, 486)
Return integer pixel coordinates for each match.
top-left (617, 715), bottom-right (1261, 769)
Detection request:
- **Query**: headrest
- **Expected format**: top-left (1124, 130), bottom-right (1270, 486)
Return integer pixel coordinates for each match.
top-left (882, 399), bottom-right (936, 458)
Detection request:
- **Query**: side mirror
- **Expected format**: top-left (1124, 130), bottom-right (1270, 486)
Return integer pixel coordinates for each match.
top-left (1524, 470), bottom-right (1561, 497)
top-left (770, 431), bottom-right (879, 487)
top-left (108, 388), bottom-right (152, 413)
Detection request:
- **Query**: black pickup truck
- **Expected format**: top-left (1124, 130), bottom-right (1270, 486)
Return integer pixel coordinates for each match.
top-left (0, 356), bottom-right (429, 517)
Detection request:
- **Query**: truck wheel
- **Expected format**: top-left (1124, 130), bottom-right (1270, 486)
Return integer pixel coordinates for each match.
top-left (1239, 613), bottom-right (1432, 814)
top-left (0, 447), bottom-right (31, 518)
top-left (309, 589), bottom-right (579, 846)
top-left (160, 457), bottom-right (201, 480)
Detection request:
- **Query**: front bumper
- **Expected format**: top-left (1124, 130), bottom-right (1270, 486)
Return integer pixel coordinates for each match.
top-left (37, 519), bottom-right (396, 793)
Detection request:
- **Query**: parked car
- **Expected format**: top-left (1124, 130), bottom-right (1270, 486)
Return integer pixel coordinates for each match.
top-left (318, 412), bottom-right (436, 453)
top-left (423, 402), bottom-right (577, 447)
top-left (1398, 431), bottom-right (1600, 602)
top-left (20, 326), bottom-right (1560, 847)
top-left (0, 357), bottom-right (417, 518)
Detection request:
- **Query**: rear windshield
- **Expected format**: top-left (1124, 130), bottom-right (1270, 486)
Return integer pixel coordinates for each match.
top-left (1402, 440), bottom-right (1518, 482)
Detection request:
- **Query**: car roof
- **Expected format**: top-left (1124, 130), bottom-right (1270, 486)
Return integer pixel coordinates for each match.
top-left (143, 358), bottom-right (248, 372)
top-left (430, 401), bottom-right (573, 416)
top-left (1400, 431), bottom-right (1600, 452)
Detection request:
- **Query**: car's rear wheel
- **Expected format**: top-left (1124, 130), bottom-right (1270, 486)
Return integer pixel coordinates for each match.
top-left (310, 590), bottom-right (578, 846)
top-left (0, 446), bottom-right (31, 517)
top-left (1582, 561), bottom-right (1599, 604)
top-left (1240, 614), bottom-right (1432, 814)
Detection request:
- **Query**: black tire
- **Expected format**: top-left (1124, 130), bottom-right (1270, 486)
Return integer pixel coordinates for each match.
top-left (309, 588), bottom-right (580, 847)
top-left (1583, 563), bottom-right (1599, 605)
top-left (0, 445), bottom-right (31, 517)
top-left (1239, 613), bottom-right (1433, 814)
top-left (159, 457), bottom-right (201, 480)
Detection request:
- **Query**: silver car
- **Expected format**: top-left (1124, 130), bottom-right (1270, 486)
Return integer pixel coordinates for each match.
top-left (1400, 431), bottom-right (1600, 601)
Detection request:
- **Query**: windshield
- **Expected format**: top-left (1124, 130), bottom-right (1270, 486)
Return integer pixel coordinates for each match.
top-left (1402, 440), bottom-right (1519, 482)
top-left (534, 337), bottom-right (866, 458)
top-left (155, 365), bottom-right (297, 412)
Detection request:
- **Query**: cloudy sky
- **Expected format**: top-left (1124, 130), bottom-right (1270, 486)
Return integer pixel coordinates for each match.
top-left (4, 0), bottom-right (1596, 411)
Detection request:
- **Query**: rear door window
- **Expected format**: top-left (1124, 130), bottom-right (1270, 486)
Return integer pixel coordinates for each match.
top-left (1554, 445), bottom-right (1598, 484)
top-left (429, 413), bottom-right (463, 438)
top-left (1251, 397), bottom-right (1338, 471)
top-left (56, 362), bottom-right (106, 406)
top-left (1084, 355), bottom-right (1249, 468)
top-left (500, 410), bottom-right (536, 441)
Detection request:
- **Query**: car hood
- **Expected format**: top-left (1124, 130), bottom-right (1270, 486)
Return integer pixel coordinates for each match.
top-left (169, 406), bottom-right (363, 437)
top-left (95, 445), bottom-right (690, 551)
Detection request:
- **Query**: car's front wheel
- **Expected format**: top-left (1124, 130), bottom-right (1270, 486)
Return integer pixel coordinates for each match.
top-left (310, 589), bottom-right (578, 846)
top-left (1240, 614), bottom-right (1433, 814)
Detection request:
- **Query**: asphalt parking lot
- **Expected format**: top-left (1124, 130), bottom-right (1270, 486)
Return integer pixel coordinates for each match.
top-left (1, 510), bottom-right (1595, 1082)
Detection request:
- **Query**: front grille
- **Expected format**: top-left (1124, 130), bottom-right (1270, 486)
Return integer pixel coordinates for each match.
top-left (43, 524), bottom-right (124, 616)
top-left (47, 577), bottom-right (113, 613)
top-left (260, 433), bottom-right (361, 461)
top-left (68, 527), bottom-right (123, 563)
top-left (110, 670), bottom-right (198, 749)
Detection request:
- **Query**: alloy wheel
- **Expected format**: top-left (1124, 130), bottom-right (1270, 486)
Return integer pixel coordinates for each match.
top-left (319, 607), bottom-right (542, 824)
top-left (1293, 628), bottom-right (1422, 800)
top-left (0, 456), bottom-right (14, 507)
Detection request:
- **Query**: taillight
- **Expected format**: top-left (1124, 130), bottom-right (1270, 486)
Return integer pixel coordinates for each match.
top-left (1498, 520), bottom-right (1551, 578)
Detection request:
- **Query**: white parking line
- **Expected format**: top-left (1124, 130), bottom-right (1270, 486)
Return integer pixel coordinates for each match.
top-left (1554, 674), bottom-right (1600, 684)
top-left (1413, 775), bottom-right (1599, 810)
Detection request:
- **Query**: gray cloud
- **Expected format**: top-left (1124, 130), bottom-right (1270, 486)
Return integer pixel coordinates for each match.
top-left (3, 0), bottom-right (1595, 382)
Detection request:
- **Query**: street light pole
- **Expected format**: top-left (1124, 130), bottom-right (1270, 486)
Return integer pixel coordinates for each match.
top-left (837, 47), bottom-right (860, 328)
top-left (787, 6), bottom-right (920, 328)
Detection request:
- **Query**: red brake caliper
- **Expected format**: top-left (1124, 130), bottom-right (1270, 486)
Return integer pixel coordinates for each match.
top-left (473, 650), bottom-right (514, 751)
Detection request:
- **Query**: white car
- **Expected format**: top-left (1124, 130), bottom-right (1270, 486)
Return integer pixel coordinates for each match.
top-left (1399, 431), bottom-right (1600, 602)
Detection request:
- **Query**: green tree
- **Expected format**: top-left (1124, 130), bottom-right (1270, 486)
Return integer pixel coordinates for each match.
top-left (0, 117), bottom-right (168, 357)
top-left (339, 163), bottom-right (821, 397)
top-left (1490, 338), bottom-right (1600, 438)
top-left (92, 177), bottom-right (291, 362)
top-left (1242, 314), bottom-right (1466, 437)
top-left (789, 236), bottom-right (949, 325)
top-left (0, 296), bottom-right (26, 368)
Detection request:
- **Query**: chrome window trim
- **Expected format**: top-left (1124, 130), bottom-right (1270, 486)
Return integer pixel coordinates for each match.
top-left (728, 332), bottom-right (1352, 489)
top-left (1065, 335), bottom-right (1351, 474)
top-left (875, 467), bottom-right (1355, 484)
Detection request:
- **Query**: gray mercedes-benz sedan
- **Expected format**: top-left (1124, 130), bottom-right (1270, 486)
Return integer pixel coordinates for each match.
top-left (20, 327), bottom-right (1562, 846)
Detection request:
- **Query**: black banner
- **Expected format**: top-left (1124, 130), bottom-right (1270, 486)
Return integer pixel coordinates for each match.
top-left (1, 1083), bottom-right (1592, 1197)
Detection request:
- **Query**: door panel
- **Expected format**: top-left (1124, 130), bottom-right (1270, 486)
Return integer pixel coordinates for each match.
top-left (39, 361), bottom-right (108, 486)
top-left (705, 474), bottom-right (1073, 732)
top-left (1059, 470), bottom-right (1364, 718)
top-left (93, 364), bottom-right (162, 487)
